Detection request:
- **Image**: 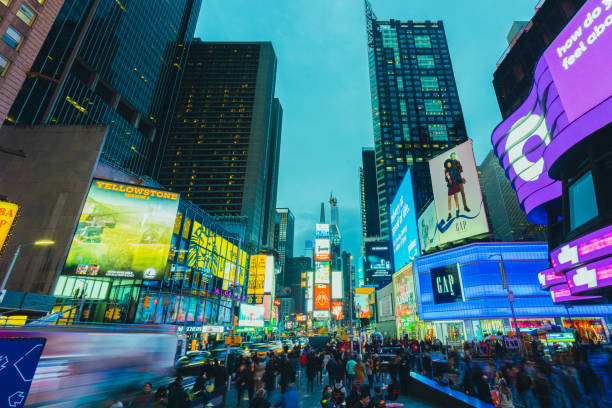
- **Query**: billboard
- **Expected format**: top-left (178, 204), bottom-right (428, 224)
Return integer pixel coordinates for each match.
top-left (263, 254), bottom-right (274, 293)
top-left (0, 201), bottom-right (18, 256)
top-left (428, 141), bottom-right (489, 245)
top-left (354, 287), bottom-right (375, 318)
top-left (62, 179), bottom-right (179, 280)
top-left (393, 263), bottom-right (418, 328)
top-left (314, 284), bottom-right (330, 310)
top-left (331, 270), bottom-right (343, 299)
top-left (390, 168), bottom-right (420, 270)
top-left (306, 272), bottom-right (314, 312)
top-left (364, 241), bottom-right (393, 286)
top-left (238, 304), bottom-right (264, 327)
top-left (430, 264), bottom-right (465, 304)
top-left (331, 301), bottom-right (343, 321)
top-left (315, 224), bottom-right (330, 238)
top-left (315, 261), bottom-right (330, 284)
top-left (314, 238), bottom-right (331, 261)
top-left (247, 255), bottom-right (266, 303)
top-left (418, 201), bottom-right (440, 253)
top-left (491, 0), bottom-right (612, 223)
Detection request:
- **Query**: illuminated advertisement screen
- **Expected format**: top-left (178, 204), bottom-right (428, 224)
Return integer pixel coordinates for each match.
top-left (238, 304), bottom-right (264, 327)
top-left (315, 261), bottom-right (330, 284)
top-left (538, 268), bottom-right (566, 289)
top-left (550, 283), bottom-right (600, 304)
top-left (62, 179), bottom-right (179, 280)
top-left (314, 238), bottom-right (331, 261)
top-left (331, 270), bottom-right (343, 299)
top-left (418, 201), bottom-right (440, 253)
top-left (566, 257), bottom-right (612, 296)
top-left (390, 168), bottom-right (420, 270)
top-left (314, 284), bottom-right (330, 310)
top-left (393, 263), bottom-right (417, 323)
top-left (430, 264), bottom-right (464, 304)
top-left (331, 301), bottom-right (343, 321)
top-left (0, 201), bottom-right (18, 256)
top-left (365, 241), bottom-right (393, 287)
top-left (263, 294), bottom-right (271, 320)
top-left (428, 141), bottom-right (489, 246)
top-left (264, 254), bottom-right (274, 293)
top-left (355, 287), bottom-right (375, 318)
top-left (306, 272), bottom-right (314, 312)
top-left (551, 224), bottom-right (612, 273)
top-left (315, 224), bottom-right (330, 238)
top-left (247, 255), bottom-right (266, 303)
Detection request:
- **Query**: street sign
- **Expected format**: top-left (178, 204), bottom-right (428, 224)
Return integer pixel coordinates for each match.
top-left (0, 337), bottom-right (46, 408)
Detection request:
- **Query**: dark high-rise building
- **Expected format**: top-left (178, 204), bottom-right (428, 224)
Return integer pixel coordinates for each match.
top-left (155, 42), bottom-right (282, 249)
top-left (360, 147), bottom-right (381, 239)
top-left (5, 0), bottom-right (201, 175)
top-left (275, 208), bottom-right (294, 286)
top-left (492, 0), bottom-right (585, 119)
top-left (365, 1), bottom-right (468, 238)
top-left (479, 150), bottom-right (547, 242)
top-left (285, 256), bottom-right (311, 313)
top-left (329, 195), bottom-right (341, 269)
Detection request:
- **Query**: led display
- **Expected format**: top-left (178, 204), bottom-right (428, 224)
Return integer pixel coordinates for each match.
top-left (390, 168), bottom-right (420, 270)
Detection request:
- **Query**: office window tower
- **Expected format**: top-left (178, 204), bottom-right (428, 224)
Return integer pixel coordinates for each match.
top-left (275, 208), bottom-right (295, 283)
top-left (360, 147), bottom-right (381, 240)
top-left (365, 1), bottom-right (468, 238)
top-left (155, 42), bottom-right (282, 249)
top-left (6, 0), bottom-right (201, 175)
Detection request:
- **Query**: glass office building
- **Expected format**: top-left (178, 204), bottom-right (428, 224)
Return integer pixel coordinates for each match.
top-left (5, 0), bottom-right (201, 176)
top-left (365, 1), bottom-right (468, 238)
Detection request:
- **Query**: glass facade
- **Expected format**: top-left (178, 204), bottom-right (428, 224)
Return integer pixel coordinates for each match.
top-left (365, 9), bottom-right (469, 238)
top-left (6, 0), bottom-right (202, 176)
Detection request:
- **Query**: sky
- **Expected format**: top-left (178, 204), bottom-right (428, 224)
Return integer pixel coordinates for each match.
top-left (196, 0), bottom-right (540, 262)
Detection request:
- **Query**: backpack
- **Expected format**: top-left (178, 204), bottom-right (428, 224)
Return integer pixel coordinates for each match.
top-left (332, 388), bottom-right (345, 404)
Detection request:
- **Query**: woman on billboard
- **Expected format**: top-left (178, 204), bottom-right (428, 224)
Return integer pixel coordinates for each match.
top-left (444, 152), bottom-right (470, 220)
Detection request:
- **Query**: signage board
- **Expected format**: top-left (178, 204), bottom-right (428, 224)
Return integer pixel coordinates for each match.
top-left (418, 201), bottom-right (440, 253)
top-left (306, 272), bottom-right (314, 312)
top-left (551, 224), bottom-right (612, 273)
top-left (430, 264), bottom-right (465, 304)
top-left (565, 257), bottom-right (612, 296)
top-left (62, 179), bottom-right (179, 280)
top-left (331, 301), bottom-right (343, 320)
top-left (314, 238), bottom-right (331, 261)
top-left (331, 270), bottom-right (343, 299)
top-left (354, 287), bottom-right (375, 319)
top-left (364, 241), bottom-right (393, 286)
top-left (428, 141), bottom-right (489, 246)
top-left (0, 337), bottom-right (46, 408)
top-left (313, 310), bottom-right (330, 319)
top-left (315, 224), bottom-right (330, 238)
top-left (314, 284), bottom-right (330, 310)
top-left (550, 282), bottom-right (601, 303)
top-left (0, 201), bottom-right (18, 256)
top-left (263, 254), bottom-right (274, 293)
top-left (390, 168), bottom-right (420, 269)
top-left (393, 263), bottom-right (418, 326)
top-left (247, 254), bottom-right (266, 303)
top-left (315, 261), bottom-right (330, 284)
top-left (538, 268), bottom-right (566, 289)
top-left (238, 304), bottom-right (264, 327)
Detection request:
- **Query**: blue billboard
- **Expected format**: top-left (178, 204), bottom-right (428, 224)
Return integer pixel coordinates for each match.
top-left (390, 169), bottom-right (420, 271)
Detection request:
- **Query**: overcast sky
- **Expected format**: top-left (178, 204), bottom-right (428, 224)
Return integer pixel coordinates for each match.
top-left (196, 0), bottom-right (540, 263)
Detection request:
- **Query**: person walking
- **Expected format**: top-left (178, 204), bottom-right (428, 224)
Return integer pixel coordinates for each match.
top-left (345, 355), bottom-right (357, 391)
top-left (236, 363), bottom-right (249, 406)
top-left (306, 352), bottom-right (318, 393)
top-left (167, 377), bottom-right (190, 408)
top-left (249, 389), bottom-right (270, 408)
top-left (326, 355), bottom-right (337, 387)
top-left (354, 357), bottom-right (366, 390)
top-left (130, 382), bottom-right (153, 408)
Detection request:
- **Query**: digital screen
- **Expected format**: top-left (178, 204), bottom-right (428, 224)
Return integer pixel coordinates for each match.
top-left (0, 201), bottom-right (18, 256)
top-left (430, 264), bottom-right (464, 304)
top-left (314, 238), bottom-right (331, 261)
top-left (263, 254), bottom-right (274, 293)
top-left (549, 283), bottom-right (600, 304)
top-left (238, 304), bottom-right (265, 327)
top-left (62, 179), bottom-right (179, 280)
top-left (393, 263), bottom-right (418, 321)
top-left (315, 261), bottom-right (330, 284)
top-left (247, 255), bottom-right (266, 303)
top-left (355, 293), bottom-right (371, 318)
top-left (314, 284), bottom-right (330, 310)
top-left (428, 141), bottom-right (489, 246)
top-left (551, 224), bottom-right (612, 273)
top-left (315, 224), bottom-right (330, 238)
top-left (565, 257), bottom-right (612, 296)
top-left (390, 168), bottom-right (420, 270)
top-left (331, 270), bottom-right (343, 299)
top-left (331, 301), bottom-right (343, 321)
top-left (538, 268), bottom-right (566, 289)
top-left (365, 241), bottom-right (393, 286)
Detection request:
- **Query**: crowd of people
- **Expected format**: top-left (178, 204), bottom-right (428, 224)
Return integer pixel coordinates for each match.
top-left (110, 335), bottom-right (610, 408)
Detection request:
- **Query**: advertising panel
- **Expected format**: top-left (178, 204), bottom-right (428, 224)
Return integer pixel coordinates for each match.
top-left (393, 263), bottom-right (418, 332)
top-left (313, 310), bottom-right (330, 319)
top-left (306, 272), bottom-right (314, 312)
top-left (491, 0), bottom-right (612, 223)
top-left (430, 264), bottom-right (465, 304)
top-left (263, 294), bottom-right (271, 320)
top-left (238, 304), bottom-right (264, 327)
top-left (428, 141), bottom-right (489, 245)
top-left (264, 254), bottom-right (274, 293)
top-left (331, 301), bottom-right (343, 321)
top-left (538, 268), bottom-right (566, 289)
top-left (365, 241), bottom-right (393, 286)
top-left (390, 168), bottom-right (420, 269)
top-left (247, 254), bottom-right (266, 303)
top-left (418, 201), bottom-right (440, 253)
top-left (315, 261), bottom-right (330, 284)
top-left (62, 179), bottom-right (179, 280)
top-left (550, 283), bottom-right (600, 303)
top-left (0, 201), bottom-right (18, 256)
top-left (354, 287), bottom-right (375, 319)
top-left (331, 270), bottom-right (343, 299)
top-left (315, 224), bottom-right (330, 238)
top-left (314, 238), bottom-right (331, 261)
top-left (314, 284), bottom-right (330, 310)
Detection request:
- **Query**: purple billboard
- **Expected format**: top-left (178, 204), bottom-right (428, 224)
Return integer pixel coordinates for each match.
top-left (566, 257), bottom-right (612, 296)
top-left (550, 224), bottom-right (612, 273)
top-left (538, 267), bottom-right (566, 290)
top-left (491, 0), bottom-right (612, 224)
top-left (550, 282), bottom-right (601, 304)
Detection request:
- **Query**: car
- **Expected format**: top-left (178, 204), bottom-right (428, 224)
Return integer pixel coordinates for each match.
top-left (175, 351), bottom-right (213, 375)
top-left (249, 342), bottom-right (283, 359)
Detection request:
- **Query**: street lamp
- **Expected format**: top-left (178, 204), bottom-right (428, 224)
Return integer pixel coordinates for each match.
top-left (488, 252), bottom-right (523, 357)
top-left (1, 240), bottom-right (55, 292)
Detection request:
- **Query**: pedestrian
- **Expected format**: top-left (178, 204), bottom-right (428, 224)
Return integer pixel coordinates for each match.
top-left (365, 358), bottom-right (374, 387)
top-left (167, 377), bottom-right (189, 408)
top-left (371, 385), bottom-right (385, 407)
top-left (153, 386), bottom-right (168, 407)
top-left (354, 357), bottom-right (366, 389)
top-left (236, 363), bottom-right (249, 406)
top-left (345, 355), bottom-right (357, 391)
top-left (280, 357), bottom-right (296, 393)
top-left (249, 389), bottom-right (270, 408)
top-left (320, 385), bottom-right (334, 408)
top-left (279, 382), bottom-right (299, 408)
top-left (326, 355), bottom-right (337, 387)
top-left (355, 392), bottom-right (370, 408)
top-left (247, 361), bottom-right (257, 402)
top-left (130, 382), bottom-right (153, 408)
top-left (214, 362), bottom-right (228, 405)
top-left (332, 380), bottom-right (346, 406)
top-left (306, 351), bottom-right (318, 393)
top-left (497, 378), bottom-right (514, 408)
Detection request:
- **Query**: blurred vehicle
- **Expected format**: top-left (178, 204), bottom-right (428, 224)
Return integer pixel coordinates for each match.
top-left (249, 342), bottom-right (283, 359)
top-left (281, 339), bottom-right (294, 352)
top-left (209, 347), bottom-right (250, 372)
top-left (0, 325), bottom-right (177, 407)
top-left (309, 335), bottom-right (332, 350)
top-left (175, 350), bottom-right (213, 375)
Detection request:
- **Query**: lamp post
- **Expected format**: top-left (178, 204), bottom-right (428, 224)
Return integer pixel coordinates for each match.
top-left (488, 252), bottom-right (523, 357)
top-left (1, 240), bottom-right (55, 294)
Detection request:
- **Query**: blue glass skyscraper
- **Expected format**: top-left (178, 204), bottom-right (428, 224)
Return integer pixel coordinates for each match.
top-left (365, 1), bottom-right (468, 238)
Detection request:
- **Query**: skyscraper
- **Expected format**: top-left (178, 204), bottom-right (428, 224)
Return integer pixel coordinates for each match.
top-left (155, 41), bottom-right (282, 249)
top-left (275, 208), bottom-right (295, 285)
top-left (0, 0), bottom-right (64, 125)
top-left (5, 0), bottom-right (202, 176)
top-left (365, 1), bottom-right (468, 238)
top-left (360, 147), bottom-right (381, 239)
top-left (329, 195), bottom-right (342, 269)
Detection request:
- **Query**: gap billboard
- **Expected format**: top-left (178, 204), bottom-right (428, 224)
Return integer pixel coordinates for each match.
top-left (62, 179), bottom-right (179, 280)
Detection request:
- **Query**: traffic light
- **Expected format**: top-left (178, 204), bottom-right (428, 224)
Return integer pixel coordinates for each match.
top-left (143, 296), bottom-right (151, 309)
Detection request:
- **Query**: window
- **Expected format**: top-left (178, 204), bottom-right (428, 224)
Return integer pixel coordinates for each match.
top-left (428, 124), bottom-right (448, 141)
top-left (0, 55), bottom-right (9, 76)
top-left (417, 54), bottom-right (435, 68)
top-left (420, 76), bottom-right (439, 91)
top-left (415, 35), bottom-right (431, 48)
top-left (569, 171), bottom-right (598, 230)
top-left (424, 99), bottom-right (443, 115)
top-left (3, 26), bottom-right (23, 49)
top-left (17, 3), bottom-right (36, 26)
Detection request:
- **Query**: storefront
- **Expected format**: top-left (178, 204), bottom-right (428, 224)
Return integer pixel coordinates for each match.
top-left (177, 325), bottom-right (225, 351)
top-left (425, 320), bottom-right (466, 344)
top-left (562, 317), bottom-right (609, 344)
